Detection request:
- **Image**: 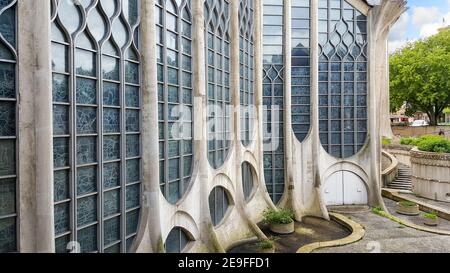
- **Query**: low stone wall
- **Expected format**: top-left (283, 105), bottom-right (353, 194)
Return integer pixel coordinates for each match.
top-left (381, 151), bottom-right (398, 187)
top-left (411, 148), bottom-right (450, 203)
top-left (383, 144), bottom-right (413, 166)
top-left (392, 125), bottom-right (450, 138)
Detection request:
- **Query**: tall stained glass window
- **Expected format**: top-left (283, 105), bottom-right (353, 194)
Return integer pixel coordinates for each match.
top-left (51, 0), bottom-right (142, 253)
top-left (318, 0), bottom-right (368, 158)
top-left (291, 0), bottom-right (311, 142)
top-left (0, 0), bottom-right (17, 253)
top-left (204, 0), bottom-right (231, 169)
top-left (156, 0), bottom-right (193, 204)
top-left (263, 0), bottom-right (285, 204)
top-left (239, 0), bottom-right (255, 146)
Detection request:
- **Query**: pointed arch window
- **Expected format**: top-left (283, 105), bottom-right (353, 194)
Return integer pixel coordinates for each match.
top-left (263, 0), bottom-right (285, 204)
top-left (291, 0), bottom-right (311, 142)
top-left (0, 0), bottom-right (18, 253)
top-left (51, 0), bottom-right (142, 253)
top-left (239, 0), bottom-right (255, 146)
top-left (318, 0), bottom-right (368, 158)
top-left (156, 0), bottom-right (194, 204)
top-left (204, 0), bottom-right (231, 169)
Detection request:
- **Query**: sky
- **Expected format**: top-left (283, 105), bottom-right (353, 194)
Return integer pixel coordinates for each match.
top-left (389, 0), bottom-right (450, 53)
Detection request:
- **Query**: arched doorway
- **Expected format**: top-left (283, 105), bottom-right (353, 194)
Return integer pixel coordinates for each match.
top-left (323, 171), bottom-right (368, 206)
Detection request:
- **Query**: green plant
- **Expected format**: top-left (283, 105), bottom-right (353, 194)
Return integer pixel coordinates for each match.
top-left (256, 240), bottom-right (274, 250)
top-left (262, 208), bottom-right (294, 224)
top-left (372, 206), bottom-right (384, 214)
top-left (382, 137), bottom-right (392, 145)
top-left (400, 137), bottom-right (420, 146)
top-left (399, 135), bottom-right (450, 153)
top-left (424, 212), bottom-right (438, 220)
top-left (398, 201), bottom-right (417, 207)
top-left (416, 136), bottom-right (450, 153)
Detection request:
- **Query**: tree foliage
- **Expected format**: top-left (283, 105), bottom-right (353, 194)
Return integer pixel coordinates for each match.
top-left (390, 28), bottom-right (450, 125)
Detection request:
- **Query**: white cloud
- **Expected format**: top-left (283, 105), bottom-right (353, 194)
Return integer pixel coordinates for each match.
top-left (389, 12), bottom-right (409, 41)
top-left (402, 3), bottom-right (450, 40)
top-left (411, 7), bottom-right (441, 27)
top-left (388, 12), bottom-right (411, 53)
top-left (418, 11), bottom-right (450, 38)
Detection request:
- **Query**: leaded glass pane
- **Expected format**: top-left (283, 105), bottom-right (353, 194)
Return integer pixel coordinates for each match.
top-left (126, 184), bottom-right (140, 209)
top-left (54, 170), bottom-right (70, 202)
top-left (126, 209), bottom-right (139, 235)
top-left (104, 190), bottom-right (120, 217)
top-left (77, 225), bottom-right (97, 253)
top-left (0, 101), bottom-right (15, 136)
top-left (0, 217), bottom-right (16, 253)
top-left (54, 202), bottom-right (70, 235)
top-left (0, 179), bottom-right (15, 216)
top-left (104, 216), bottom-right (120, 246)
top-left (0, 63), bottom-right (15, 99)
top-left (76, 137), bottom-right (97, 164)
top-left (77, 166), bottom-right (97, 196)
top-left (77, 195), bottom-right (97, 227)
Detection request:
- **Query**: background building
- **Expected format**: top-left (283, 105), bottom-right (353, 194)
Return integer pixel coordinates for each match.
top-left (0, 0), bottom-right (405, 253)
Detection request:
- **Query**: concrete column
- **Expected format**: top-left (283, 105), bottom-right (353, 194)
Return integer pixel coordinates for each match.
top-left (192, 0), bottom-right (215, 252)
top-left (256, 0), bottom-right (276, 209)
top-left (137, 0), bottom-right (158, 253)
top-left (310, 0), bottom-right (329, 219)
top-left (18, 0), bottom-right (54, 252)
top-left (283, 0), bottom-right (293, 208)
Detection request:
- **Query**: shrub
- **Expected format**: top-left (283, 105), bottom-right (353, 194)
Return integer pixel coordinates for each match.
top-left (262, 208), bottom-right (294, 224)
top-left (416, 136), bottom-right (450, 153)
top-left (256, 240), bottom-right (274, 250)
top-left (400, 137), bottom-right (420, 146)
top-left (424, 212), bottom-right (438, 220)
top-left (398, 201), bottom-right (417, 207)
top-left (399, 135), bottom-right (450, 153)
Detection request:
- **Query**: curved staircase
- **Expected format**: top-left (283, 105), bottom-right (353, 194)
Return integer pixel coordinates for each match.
top-left (387, 163), bottom-right (412, 191)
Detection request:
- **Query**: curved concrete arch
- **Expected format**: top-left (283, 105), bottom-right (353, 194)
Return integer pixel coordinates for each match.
top-left (164, 210), bottom-right (200, 241)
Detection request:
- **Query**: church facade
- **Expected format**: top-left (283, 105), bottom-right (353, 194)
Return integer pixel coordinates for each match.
top-left (0, 0), bottom-right (405, 253)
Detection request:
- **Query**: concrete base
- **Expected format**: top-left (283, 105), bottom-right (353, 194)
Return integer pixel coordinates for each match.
top-left (269, 222), bottom-right (295, 235)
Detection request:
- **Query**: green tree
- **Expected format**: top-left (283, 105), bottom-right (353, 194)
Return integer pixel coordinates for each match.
top-left (390, 28), bottom-right (450, 125)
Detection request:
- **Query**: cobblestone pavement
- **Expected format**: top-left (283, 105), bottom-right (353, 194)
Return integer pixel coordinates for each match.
top-left (314, 210), bottom-right (450, 253)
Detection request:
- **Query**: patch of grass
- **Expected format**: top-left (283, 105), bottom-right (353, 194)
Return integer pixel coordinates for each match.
top-left (372, 206), bottom-right (384, 214)
top-left (372, 206), bottom-right (409, 226)
top-left (262, 208), bottom-right (294, 224)
top-left (398, 201), bottom-right (417, 207)
top-left (382, 137), bottom-right (392, 145)
top-left (256, 240), bottom-right (274, 250)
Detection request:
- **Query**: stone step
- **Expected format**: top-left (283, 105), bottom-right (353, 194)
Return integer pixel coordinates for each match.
top-left (387, 185), bottom-right (412, 190)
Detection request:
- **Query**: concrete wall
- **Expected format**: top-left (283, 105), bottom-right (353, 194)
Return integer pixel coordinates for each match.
top-left (12, 0), bottom-right (404, 253)
top-left (411, 149), bottom-right (450, 203)
top-left (383, 145), bottom-right (412, 166)
top-left (392, 126), bottom-right (450, 139)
